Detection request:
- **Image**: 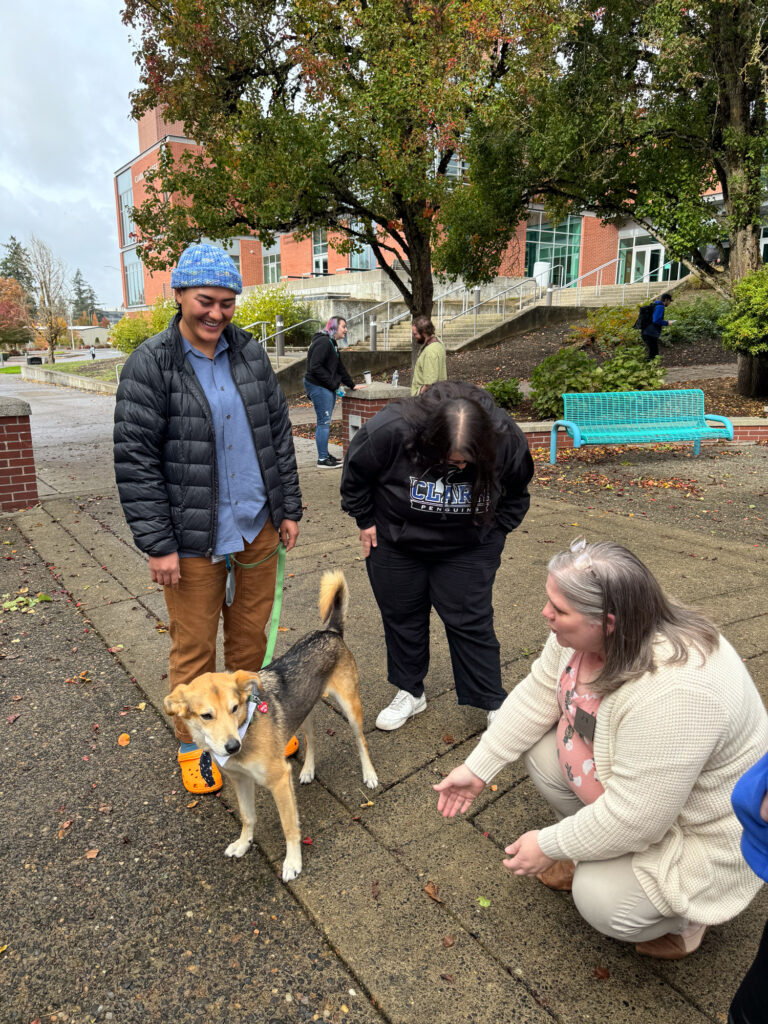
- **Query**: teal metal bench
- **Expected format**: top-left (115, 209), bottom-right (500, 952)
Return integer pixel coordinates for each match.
top-left (550, 389), bottom-right (733, 464)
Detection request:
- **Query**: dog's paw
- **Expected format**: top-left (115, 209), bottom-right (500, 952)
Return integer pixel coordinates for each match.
top-left (224, 838), bottom-right (252, 858)
top-left (299, 767), bottom-right (315, 785)
top-left (363, 770), bottom-right (379, 789)
top-left (281, 855), bottom-right (302, 881)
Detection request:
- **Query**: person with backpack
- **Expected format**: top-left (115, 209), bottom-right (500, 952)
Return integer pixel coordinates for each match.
top-left (635, 293), bottom-right (674, 361)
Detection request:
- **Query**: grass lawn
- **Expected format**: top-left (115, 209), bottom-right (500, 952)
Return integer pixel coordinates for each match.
top-left (44, 357), bottom-right (124, 383)
top-left (0, 366), bottom-right (21, 375)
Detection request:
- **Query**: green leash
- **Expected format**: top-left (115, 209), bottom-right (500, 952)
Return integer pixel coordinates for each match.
top-left (224, 541), bottom-right (286, 668)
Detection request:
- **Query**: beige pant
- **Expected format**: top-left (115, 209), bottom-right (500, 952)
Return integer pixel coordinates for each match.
top-left (163, 521), bottom-right (279, 744)
top-left (524, 729), bottom-right (689, 943)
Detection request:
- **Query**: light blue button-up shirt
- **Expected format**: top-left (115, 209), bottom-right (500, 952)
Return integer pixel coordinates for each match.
top-left (182, 334), bottom-right (269, 557)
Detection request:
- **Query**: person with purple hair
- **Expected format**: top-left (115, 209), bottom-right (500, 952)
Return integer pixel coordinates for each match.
top-left (304, 316), bottom-right (365, 468)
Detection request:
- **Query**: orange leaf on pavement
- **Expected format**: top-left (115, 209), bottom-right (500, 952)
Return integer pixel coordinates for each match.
top-left (117, 733), bottom-right (130, 746)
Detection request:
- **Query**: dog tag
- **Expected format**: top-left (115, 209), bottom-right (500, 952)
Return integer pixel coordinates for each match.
top-left (574, 706), bottom-right (596, 743)
top-left (257, 701), bottom-right (268, 714)
top-left (225, 562), bottom-right (236, 607)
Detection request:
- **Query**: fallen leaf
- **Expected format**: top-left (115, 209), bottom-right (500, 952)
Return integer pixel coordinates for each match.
top-left (0, 944), bottom-right (6, 954)
top-left (360, 799), bottom-right (374, 807)
top-left (108, 645), bottom-right (124, 652)
top-left (301, 836), bottom-right (313, 845)
top-left (117, 733), bottom-right (130, 746)
top-left (6, 713), bottom-right (20, 724)
top-left (187, 800), bottom-right (199, 808)
top-left (424, 881), bottom-right (442, 903)
top-left (440, 973), bottom-right (455, 984)
top-left (490, 784), bottom-right (498, 791)
top-left (442, 734), bottom-right (455, 744)
top-left (594, 966), bottom-right (610, 980)
top-left (98, 804), bottom-right (112, 814)
top-left (477, 896), bottom-right (491, 908)
top-left (371, 881), bottom-right (380, 900)
top-left (11, 695), bottom-right (22, 701)
top-left (442, 935), bottom-right (455, 948)
top-left (277, 626), bottom-right (290, 632)
top-left (85, 848), bottom-right (99, 859)
top-left (136, 701), bottom-right (146, 711)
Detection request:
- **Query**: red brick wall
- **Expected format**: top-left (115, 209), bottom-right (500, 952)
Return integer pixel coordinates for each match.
top-left (0, 416), bottom-right (38, 511)
top-left (239, 239), bottom-right (264, 287)
top-left (578, 217), bottom-right (620, 283)
top-left (341, 396), bottom-right (392, 450)
top-left (137, 108), bottom-right (188, 152)
top-left (498, 221), bottom-right (528, 277)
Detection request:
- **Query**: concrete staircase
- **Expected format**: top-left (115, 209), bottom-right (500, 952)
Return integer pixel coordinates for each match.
top-left (377, 279), bottom-right (685, 352)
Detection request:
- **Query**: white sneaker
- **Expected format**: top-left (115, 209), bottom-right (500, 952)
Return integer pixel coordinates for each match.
top-left (487, 709), bottom-right (499, 727)
top-left (375, 689), bottom-right (427, 731)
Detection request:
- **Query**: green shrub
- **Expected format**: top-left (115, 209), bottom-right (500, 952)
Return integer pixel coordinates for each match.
top-left (484, 377), bottom-right (523, 410)
top-left (530, 344), bottom-right (666, 419)
top-left (567, 305), bottom-right (637, 351)
top-left (530, 347), bottom-right (596, 419)
top-left (719, 267), bottom-right (768, 356)
top-left (109, 297), bottom-right (176, 354)
top-left (593, 344), bottom-right (666, 392)
top-left (232, 287), bottom-right (316, 345)
top-left (664, 295), bottom-right (730, 347)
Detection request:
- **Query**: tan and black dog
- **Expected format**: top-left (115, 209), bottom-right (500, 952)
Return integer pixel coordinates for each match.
top-left (163, 571), bottom-right (378, 880)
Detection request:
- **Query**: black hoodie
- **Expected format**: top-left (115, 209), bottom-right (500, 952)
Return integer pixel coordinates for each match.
top-left (305, 330), bottom-right (355, 391)
top-left (340, 392), bottom-right (534, 550)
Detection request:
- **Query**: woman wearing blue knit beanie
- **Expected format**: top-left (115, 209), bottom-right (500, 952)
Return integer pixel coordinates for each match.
top-left (114, 243), bottom-right (303, 793)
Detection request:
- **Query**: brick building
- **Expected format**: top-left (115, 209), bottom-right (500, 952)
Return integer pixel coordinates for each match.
top-left (114, 110), bottom-right (694, 312)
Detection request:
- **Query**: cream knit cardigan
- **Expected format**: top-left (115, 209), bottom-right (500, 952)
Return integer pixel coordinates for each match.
top-left (465, 632), bottom-right (768, 924)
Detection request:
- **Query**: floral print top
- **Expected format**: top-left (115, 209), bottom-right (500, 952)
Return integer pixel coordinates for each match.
top-left (555, 651), bottom-right (604, 804)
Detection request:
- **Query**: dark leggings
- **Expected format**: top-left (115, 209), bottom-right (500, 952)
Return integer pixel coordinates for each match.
top-left (729, 917), bottom-right (768, 1023)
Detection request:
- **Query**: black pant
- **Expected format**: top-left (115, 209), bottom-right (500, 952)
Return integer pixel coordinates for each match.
top-left (365, 533), bottom-right (506, 709)
top-left (729, 917), bottom-right (768, 1023)
top-left (641, 330), bottom-right (660, 361)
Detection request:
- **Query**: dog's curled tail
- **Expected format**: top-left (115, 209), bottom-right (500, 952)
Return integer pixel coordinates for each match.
top-left (318, 570), bottom-right (348, 635)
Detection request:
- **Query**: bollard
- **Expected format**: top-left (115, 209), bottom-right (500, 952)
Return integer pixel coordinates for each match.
top-left (546, 285), bottom-right (553, 307)
top-left (370, 314), bottom-right (377, 351)
top-left (275, 314), bottom-right (285, 359)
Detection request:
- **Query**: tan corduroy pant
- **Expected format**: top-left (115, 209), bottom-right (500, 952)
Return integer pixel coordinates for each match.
top-left (163, 521), bottom-right (279, 744)
top-left (524, 728), bottom-right (689, 943)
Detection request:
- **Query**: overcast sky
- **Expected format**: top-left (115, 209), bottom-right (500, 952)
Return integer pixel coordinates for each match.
top-left (0, 2), bottom-right (140, 308)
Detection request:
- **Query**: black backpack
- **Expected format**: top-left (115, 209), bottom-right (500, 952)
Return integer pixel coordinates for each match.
top-left (633, 302), bottom-right (656, 330)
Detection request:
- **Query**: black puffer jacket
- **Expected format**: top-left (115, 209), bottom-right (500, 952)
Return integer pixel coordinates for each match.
top-left (113, 315), bottom-right (302, 558)
top-left (304, 330), bottom-right (354, 391)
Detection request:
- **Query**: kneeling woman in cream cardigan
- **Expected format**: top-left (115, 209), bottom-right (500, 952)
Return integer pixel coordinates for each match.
top-left (435, 538), bottom-right (768, 959)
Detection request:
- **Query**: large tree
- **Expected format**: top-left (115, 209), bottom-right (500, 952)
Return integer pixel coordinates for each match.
top-left (122, 0), bottom-right (552, 318)
top-left (26, 236), bottom-right (69, 363)
top-left (0, 277), bottom-right (33, 353)
top-left (71, 268), bottom-right (100, 324)
top-left (0, 236), bottom-right (36, 313)
top-left (434, 0), bottom-right (768, 297)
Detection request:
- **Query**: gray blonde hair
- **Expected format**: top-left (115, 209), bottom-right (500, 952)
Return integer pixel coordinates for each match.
top-left (548, 540), bottom-right (719, 694)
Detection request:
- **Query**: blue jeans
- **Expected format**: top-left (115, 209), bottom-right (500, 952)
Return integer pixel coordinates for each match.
top-left (303, 379), bottom-right (336, 459)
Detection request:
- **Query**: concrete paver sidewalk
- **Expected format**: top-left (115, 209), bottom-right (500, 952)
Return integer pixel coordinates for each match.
top-left (3, 375), bottom-right (767, 1024)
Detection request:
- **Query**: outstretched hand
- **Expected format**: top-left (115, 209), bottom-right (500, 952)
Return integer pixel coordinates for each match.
top-left (433, 763), bottom-right (486, 817)
top-left (502, 830), bottom-right (554, 876)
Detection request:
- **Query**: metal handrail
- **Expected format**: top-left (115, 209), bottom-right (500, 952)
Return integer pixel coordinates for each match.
top-left (440, 277), bottom-right (541, 336)
top-left (548, 257), bottom-right (677, 306)
top-left (258, 316), bottom-right (323, 347)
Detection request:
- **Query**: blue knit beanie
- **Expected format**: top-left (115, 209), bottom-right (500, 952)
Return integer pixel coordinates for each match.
top-left (171, 243), bottom-right (242, 293)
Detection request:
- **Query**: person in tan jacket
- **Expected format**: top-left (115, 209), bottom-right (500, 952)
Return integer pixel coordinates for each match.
top-left (435, 537), bottom-right (768, 959)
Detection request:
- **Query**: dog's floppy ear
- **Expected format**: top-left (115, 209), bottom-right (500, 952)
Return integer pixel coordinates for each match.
top-left (233, 669), bottom-right (260, 698)
top-left (164, 684), bottom-right (190, 718)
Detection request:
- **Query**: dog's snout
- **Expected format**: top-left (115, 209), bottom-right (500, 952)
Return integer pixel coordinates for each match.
top-left (225, 738), bottom-right (241, 755)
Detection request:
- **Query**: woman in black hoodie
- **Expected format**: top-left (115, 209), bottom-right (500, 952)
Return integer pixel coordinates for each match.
top-left (341, 381), bottom-right (534, 731)
top-left (304, 316), bottom-right (362, 468)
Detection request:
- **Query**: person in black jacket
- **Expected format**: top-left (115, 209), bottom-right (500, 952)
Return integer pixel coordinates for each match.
top-left (114, 243), bottom-right (302, 794)
top-left (304, 316), bottom-right (364, 468)
top-left (340, 381), bottom-right (534, 731)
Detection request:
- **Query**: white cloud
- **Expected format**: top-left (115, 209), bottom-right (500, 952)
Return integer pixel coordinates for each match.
top-left (0, 1), bottom-right (140, 307)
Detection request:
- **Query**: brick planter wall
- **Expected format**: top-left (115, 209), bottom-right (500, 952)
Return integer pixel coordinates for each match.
top-left (341, 383), bottom-right (411, 451)
top-left (0, 399), bottom-right (39, 511)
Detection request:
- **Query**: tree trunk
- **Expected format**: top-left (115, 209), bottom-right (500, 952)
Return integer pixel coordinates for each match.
top-left (736, 351), bottom-right (768, 398)
top-left (728, 224), bottom-right (762, 286)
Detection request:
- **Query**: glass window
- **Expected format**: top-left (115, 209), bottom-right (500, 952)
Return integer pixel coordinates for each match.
top-left (262, 236), bottom-right (281, 283)
top-left (116, 169), bottom-right (135, 247)
top-left (524, 214), bottom-right (582, 286)
top-left (123, 248), bottom-right (144, 307)
top-left (349, 224), bottom-right (375, 271)
top-left (616, 230), bottom-right (689, 284)
top-left (312, 228), bottom-right (328, 276)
